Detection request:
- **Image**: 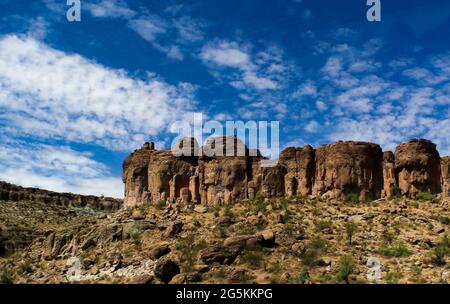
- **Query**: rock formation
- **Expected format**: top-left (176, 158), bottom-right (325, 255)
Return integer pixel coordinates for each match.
top-left (395, 139), bottom-right (441, 198)
top-left (278, 146), bottom-right (315, 197)
top-left (0, 181), bottom-right (122, 211)
top-left (312, 141), bottom-right (383, 201)
top-left (441, 157), bottom-right (450, 198)
top-left (382, 151), bottom-right (396, 198)
top-left (123, 138), bottom-right (448, 206)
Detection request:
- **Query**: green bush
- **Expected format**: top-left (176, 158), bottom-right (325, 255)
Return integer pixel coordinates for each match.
top-left (335, 255), bottom-right (354, 284)
top-left (0, 268), bottom-right (12, 284)
top-left (378, 241), bottom-right (412, 258)
top-left (345, 192), bottom-right (359, 203)
top-left (18, 261), bottom-right (33, 275)
top-left (345, 221), bottom-right (358, 245)
top-left (431, 235), bottom-right (449, 266)
top-left (240, 248), bottom-right (265, 270)
top-left (287, 268), bottom-right (310, 284)
top-left (416, 192), bottom-right (436, 201)
top-left (315, 220), bottom-right (332, 232)
top-left (155, 200), bottom-right (166, 210)
top-left (384, 271), bottom-right (402, 284)
top-left (301, 235), bottom-right (328, 267)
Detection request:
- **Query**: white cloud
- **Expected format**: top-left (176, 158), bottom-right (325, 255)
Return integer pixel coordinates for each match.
top-left (199, 40), bottom-right (292, 92)
top-left (128, 16), bottom-right (167, 42)
top-left (85, 0), bottom-right (136, 19)
top-left (304, 120), bottom-right (320, 133)
top-left (0, 35), bottom-right (196, 151)
top-left (0, 139), bottom-right (123, 197)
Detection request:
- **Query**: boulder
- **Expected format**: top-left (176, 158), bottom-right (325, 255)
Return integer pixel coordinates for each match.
top-left (198, 245), bottom-right (241, 265)
top-left (313, 141), bottom-right (384, 201)
top-left (395, 139), bottom-right (441, 198)
top-left (149, 244), bottom-right (171, 260)
top-left (154, 258), bottom-right (180, 283)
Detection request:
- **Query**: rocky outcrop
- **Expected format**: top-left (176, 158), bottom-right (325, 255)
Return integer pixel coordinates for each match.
top-left (312, 141), bottom-right (384, 201)
top-left (441, 157), bottom-right (450, 198)
top-left (279, 146), bottom-right (315, 196)
top-left (383, 151), bottom-right (397, 198)
top-left (123, 138), bottom-right (447, 206)
top-left (395, 139), bottom-right (441, 198)
top-left (0, 181), bottom-right (122, 211)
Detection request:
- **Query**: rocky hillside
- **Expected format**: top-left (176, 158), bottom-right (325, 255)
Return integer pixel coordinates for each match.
top-left (0, 193), bottom-right (448, 284)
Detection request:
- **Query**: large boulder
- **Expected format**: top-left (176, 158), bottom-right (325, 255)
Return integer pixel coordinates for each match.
top-left (279, 145), bottom-right (315, 196)
top-left (441, 157), bottom-right (450, 198)
top-left (395, 139), bottom-right (441, 198)
top-left (312, 141), bottom-right (384, 201)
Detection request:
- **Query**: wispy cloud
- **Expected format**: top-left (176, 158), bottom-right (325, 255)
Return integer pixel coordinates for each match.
top-left (85, 0), bottom-right (136, 19)
top-left (0, 138), bottom-right (123, 197)
top-left (0, 35), bottom-right (197, 151)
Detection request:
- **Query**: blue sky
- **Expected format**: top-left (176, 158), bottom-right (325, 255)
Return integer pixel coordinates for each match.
top-left (0, 0), bottom-right (449, 197)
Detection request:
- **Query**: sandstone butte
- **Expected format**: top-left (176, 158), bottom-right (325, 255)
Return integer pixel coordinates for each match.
top-left (123, 137), bottom-right (450, 208)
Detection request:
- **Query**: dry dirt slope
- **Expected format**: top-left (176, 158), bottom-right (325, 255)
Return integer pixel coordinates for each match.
top-left (0, 195), bottom-right (449, 284)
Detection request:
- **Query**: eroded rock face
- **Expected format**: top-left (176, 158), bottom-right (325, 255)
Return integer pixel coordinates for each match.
top-left (123, 142), bottom-right (154, 208)
top-left (383, 151), bottom-right (397, 198)
top-left (312, 141), bottom-right (384, 201)
top-left (279, 146), bottom-right (315, 196)
top-left (395, 139), bottom-right (441, 198)
top-left (441, 157), bottom-right (450, 198)
top-left (123, 138), bottom-right (445, 206)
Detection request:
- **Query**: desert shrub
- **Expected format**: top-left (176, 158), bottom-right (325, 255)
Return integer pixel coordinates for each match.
top-left (378, 241), bottom-right (412, 258)
top-left (288, 268), bottom-right (310, 284)
top-left (18, 260), bottom-right (33, 275)
top-left (345, 221), bottom-right (358, 245)
top-left (301, 235), bottom-right (328, 267)
top-left (155, 200), bottom-right (166, 210)
top-left (384, 271), bottom-right (402, 284)
top-left (131, 232), bottom-right (142, 249)
top-left (431, 235), bottom-right (449, 266)
top-left (315, 220), bottom-right (332, 232)
top-left (0, 268), bottom-right (12, 284)
top-left (176, 234), bottom-right (207, 272)
top-left (432, 216), bottom-right (450, 225)
top-left (345, 192), bottom-right (359, 203)
top-left (240, 248), bottom-right (265, 270)
top-left (223, 206), bottom-right (236, 221)
top-left (335, 255), bottom-right (354, 284)
top-left (416, 192), bottom-right (436, 201)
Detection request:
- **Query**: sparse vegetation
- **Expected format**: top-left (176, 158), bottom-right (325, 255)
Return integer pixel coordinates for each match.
top-left (335, 255), bottom-right (354, 284)
top-left (287, 268), bottom-right (310, 284)
top-left (378, 241), bottom-right (412, 258)
top-left (0, 268), bottom-right (12, 284)
top-left (345, 221), bottom-right (358, 245)
top-left (431, 235), bottom-right (449, 266)
top-left (384, 271), bottom-right (402, 284)
top-left (416, 192), bottom-right (436, 201)
top-left (301, 235), bottom-right (328, 267)
top-left (345, 192), bottom-right (359, 203)
top-left (155, 200), bottom-right (166, 210)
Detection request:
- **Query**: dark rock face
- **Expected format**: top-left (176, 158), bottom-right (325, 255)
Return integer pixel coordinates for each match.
top-left (312, 141), bottom-right (384, 201)
top-left (0, 181), bottom-right (122, 211)
top-left (441, 157), bottom-right (450, 198)
top-left (123, 138), bottom-right (447, 206)
top-left (395, 139), bottom-right (441, 198)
